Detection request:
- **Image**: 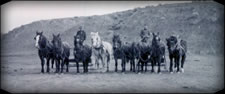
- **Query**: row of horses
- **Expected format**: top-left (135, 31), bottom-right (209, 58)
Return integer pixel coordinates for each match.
top-left (34, 31), bottom-right (187, 74)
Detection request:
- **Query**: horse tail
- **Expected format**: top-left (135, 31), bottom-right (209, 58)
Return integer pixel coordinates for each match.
top-left (106, 50), bottom-right (110, 63)
top-left (180, 40), bottom-right (187, 53)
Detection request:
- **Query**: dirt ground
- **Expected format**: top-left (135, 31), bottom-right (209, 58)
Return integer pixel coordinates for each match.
top-left (1, 52), bottom-right (224, 93)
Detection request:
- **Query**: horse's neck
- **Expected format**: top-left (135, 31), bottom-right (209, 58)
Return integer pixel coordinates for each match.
top-left (95, 37), bottom-right (103, 48)
top-left (40, 36), bottom-right (47, 49)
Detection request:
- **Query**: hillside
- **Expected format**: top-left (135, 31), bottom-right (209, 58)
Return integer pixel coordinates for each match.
top-left (1, 1), bottom-right (224, 55)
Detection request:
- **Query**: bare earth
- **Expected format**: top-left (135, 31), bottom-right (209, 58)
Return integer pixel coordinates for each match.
top-left (1, 53), bottom-right (224, 93)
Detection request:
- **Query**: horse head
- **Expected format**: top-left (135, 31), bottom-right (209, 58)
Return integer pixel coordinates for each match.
top-left (112, 34), bottom-right (122, 49)
top-left (90, 32), bottom-right (102, 48)
top-left (52, 33), bottom-right (63, 53)
top-left (152, 32), bottom-right (161, 46)
top-left (34, 31), bottom-right (44, 49)
top-left (166, 35), bottom-right (178, 52)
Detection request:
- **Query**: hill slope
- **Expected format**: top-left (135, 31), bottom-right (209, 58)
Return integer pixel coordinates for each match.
top-left (1, 1), bottom-right (224, 55)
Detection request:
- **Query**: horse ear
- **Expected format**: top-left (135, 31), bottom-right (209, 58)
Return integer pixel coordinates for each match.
top-left (36, 31), bottom-right (39, 34)
top-left (57, 33), bottom-right (60, 37)
top-left (166, 38), bottom-right (169, 41)
top-left (157, 32), bottom-right (159, 35)
top-left (52, 34), bottom-right (55, 37)
top-left (96, 32), bottom-right (99, 35)
top-left (40, 31), bottom-right (43, 35)
top-left (152, 32), bottom-right (155, 36)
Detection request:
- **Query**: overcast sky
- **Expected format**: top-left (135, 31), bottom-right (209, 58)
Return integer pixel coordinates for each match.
top-left (1, 1), bottom-right (191, 34)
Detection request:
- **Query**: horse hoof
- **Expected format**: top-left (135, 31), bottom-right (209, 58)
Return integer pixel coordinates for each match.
top-left (158, 72), bottom-right (161, 74)
top-left (181, 69), bottom-right (184, 73)
top-left (170, 72), bottom-right (173, 74)
top-left (177, 71), bottom-right (180, 74)
top-left (138, 72), bottom-right (141, 74)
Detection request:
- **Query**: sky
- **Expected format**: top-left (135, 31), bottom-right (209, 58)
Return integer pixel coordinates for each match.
top-left (1, 1), bottom-right (191, 34)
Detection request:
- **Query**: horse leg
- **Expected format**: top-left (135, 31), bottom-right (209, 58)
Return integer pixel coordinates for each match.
top-left (137, 60), bottom-right (140, 73)
top-left (60, 59), bottom-right (64, 73)
top-left (41, 58), bottom-right (45, 73)
top-left (83, 61), bottom-right (86, 73)
top-left (54, 59), bottom-right (58, 73)
top-left (151, 59), bottom-right (155, 73)
top-left (176, 56), bottom-right (180, 73)
top-left (46, 58), bottom-right (50, 73)
top-left (163, 55), bottom-right (167, 70)
top-left (106, 54), bottom-right (110, 72)
top-left (157, 57), bottom-right (161, 73)
top-left (124, 58), bottom-right (126, 72)
top-left (115, 58), bottom-right (118, 72)
top-left (76, 61), bottom-right (79, 73)
top-left (181, 54), bottom-right (186, 73)
top-left (174, 57), bottom-right (177, 69)
top-left (86, 58), bottom-right (90, 73)
top-left (56, 59), bottom-right (60, 73)
top-left (169, 55), bottom-right (173, 73)
top-left (121, 58), bottom-right (124, 72)
top-left (51, 58), bottom-right (54, 68)
top-left (144, 61), bottom-right (148, 72)
top-left (141, 61), bottom-right (144, 72)
top-left (66, 58), bottom-right (69, 72)
top-left (133, 59), bottom-right (136, 72)
top-left (96, 58), bottom-right (99, 70)
top-left (130, 60), bottom-right (132, 71)
top-left (101, 56), bottom-right (105, 70)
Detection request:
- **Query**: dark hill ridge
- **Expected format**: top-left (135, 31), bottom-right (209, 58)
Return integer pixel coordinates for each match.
top-left (1, 1), bottom-right (224, 55)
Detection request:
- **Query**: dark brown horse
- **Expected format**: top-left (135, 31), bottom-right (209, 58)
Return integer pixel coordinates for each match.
top-left (34, 31), bottom-right (54, 73)
top-left (112, 34), bottom-right (140, 73)
top-left (73, 34), bottom-right (92, 73)
top-left (150, 32), bottom-right (166, 73)
top-left (51, 34), bottom-right (70, 73)
top-left (166, 35), bottom-right (187, 73)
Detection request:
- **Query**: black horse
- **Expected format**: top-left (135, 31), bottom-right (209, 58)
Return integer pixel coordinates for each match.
top-left (112, 34), bottom-right (138, 72)
top-left (136, 39), bottom-right (151, 73)
top-left (112, 34), bottom-right (125, 72)
top-left (34, 31), bottom-right (54, 73)
top-left (73, 34), bottom-right (92, 73)
top-left (122, 42), bottom-right (139, 72)
top-left (166, 35), bottom-right (187, 73)
top-left (51, 34), bottom-right (70, 73)
top-left (150, 32), bottom-right (166, 73)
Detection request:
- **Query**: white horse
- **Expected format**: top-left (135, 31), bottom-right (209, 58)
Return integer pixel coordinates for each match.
top-left (90, 32), bottom-right (113, 72)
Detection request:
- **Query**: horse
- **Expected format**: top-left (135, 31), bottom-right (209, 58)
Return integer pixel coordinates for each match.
top-left (34, 31), bottom-right (55, 73)
top-left (112, 34), bottom-right (125, 72)
top-left (112, 34), bottom-right (138, 72)
top-left (90, 32), bottom-right (112, 72)
top-left (51, 34), bottom-right (70, 73)
top-left (73, 34), bottom-right (92, 73)
top-left (166, 35), bottom-right (187, 73)
top-left (136, 37), bottom-right (151, 73)
top-left (150, 32), bottom-right (166, 73)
